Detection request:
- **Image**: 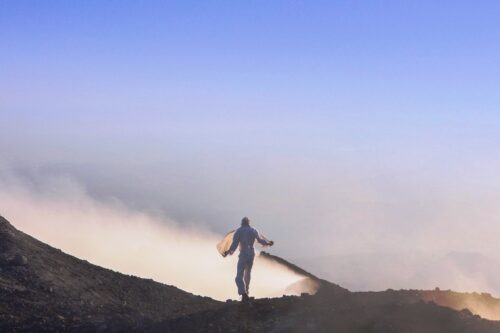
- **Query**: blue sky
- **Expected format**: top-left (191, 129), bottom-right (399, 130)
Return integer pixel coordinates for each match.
top-left (2, 1), bottom-right (500, 258)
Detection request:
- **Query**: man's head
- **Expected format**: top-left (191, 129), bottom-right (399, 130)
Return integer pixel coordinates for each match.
top-left (241, 216), bottom-right (250, 226)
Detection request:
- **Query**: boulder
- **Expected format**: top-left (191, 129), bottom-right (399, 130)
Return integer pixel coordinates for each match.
top-left (11, 254), bottom-right (28, 266)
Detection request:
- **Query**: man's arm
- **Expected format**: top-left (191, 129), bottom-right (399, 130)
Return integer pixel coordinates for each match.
top-left (254, 229), bottom-right (273, 246)
top-left (226, 230), bottom-right (240, 255)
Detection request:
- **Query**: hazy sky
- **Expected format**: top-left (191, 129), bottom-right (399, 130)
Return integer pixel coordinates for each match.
top-left (2, 1), bottom-right (500, 260)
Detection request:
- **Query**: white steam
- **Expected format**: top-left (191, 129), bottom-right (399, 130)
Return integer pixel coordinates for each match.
top-left (0, 173), bottom-right (304, 301)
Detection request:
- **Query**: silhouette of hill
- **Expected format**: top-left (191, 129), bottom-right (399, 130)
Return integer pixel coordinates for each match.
top-left (1, 215), bottom-right (500, 332)
top-left (0, 215), bottom-right (218, 331)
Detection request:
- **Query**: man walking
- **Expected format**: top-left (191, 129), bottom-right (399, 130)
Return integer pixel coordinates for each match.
top-left (223, 217), bottom-right (274, 302)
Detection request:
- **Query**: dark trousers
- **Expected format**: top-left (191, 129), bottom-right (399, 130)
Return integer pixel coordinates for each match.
top-left (235, 254), bottom-right (254, 295)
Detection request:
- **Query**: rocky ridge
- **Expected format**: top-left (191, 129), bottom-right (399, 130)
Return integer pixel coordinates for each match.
top-left (1, 215), bottom-right (500, 332)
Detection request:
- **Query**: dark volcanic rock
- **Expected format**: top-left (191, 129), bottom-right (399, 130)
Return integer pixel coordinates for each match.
top-left (1, 215), bottom-right (500, 332)
top-left (0, 215), bottom-right (219, 332)
top-left (11, 254), bottom-right (28, 266)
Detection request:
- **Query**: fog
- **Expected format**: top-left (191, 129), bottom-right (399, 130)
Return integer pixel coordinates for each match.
top-left (0, 171), bottom-right (305, 301)
top-left (2, 156), bottom-right (500, 300)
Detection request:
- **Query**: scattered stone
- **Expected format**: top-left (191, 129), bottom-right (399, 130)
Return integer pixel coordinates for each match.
top-left (11, 254), bottom-right (28, 266)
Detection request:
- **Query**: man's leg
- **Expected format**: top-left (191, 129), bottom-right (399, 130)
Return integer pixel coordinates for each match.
top-left (235, 256), bottom-right (246, 295)
top-left (243, 255), bottom-right (254, 295)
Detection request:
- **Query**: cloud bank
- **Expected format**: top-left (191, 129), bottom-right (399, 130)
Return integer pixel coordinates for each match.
top-left (0, 172), bottom-right (304, 301)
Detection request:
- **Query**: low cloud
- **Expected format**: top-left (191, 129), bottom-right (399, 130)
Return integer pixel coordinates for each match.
top-left (0, 172), bottom-right (304, 301)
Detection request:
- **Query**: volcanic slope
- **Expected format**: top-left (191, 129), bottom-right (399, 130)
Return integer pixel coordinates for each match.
top-left (1, 215), bottom-right (500, 332)
top-left (0, 215), bottom-right (219, 331)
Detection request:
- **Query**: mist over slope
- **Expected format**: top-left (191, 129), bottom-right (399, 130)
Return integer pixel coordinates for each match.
top-left (297, 251), bottom-right (500, 297)
top-left (2, 169), bottom-right (500, 303)
top-left (0, 173), bottom-right (303, 301)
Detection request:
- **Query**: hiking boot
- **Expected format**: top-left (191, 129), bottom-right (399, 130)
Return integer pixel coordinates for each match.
top-left (241, 293), bottom-right (250, 302)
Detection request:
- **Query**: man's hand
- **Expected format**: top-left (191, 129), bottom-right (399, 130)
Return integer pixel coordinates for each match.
top-left (268, 240), bottom-right (274, 246)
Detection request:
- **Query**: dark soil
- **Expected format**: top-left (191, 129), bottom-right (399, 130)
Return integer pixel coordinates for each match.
top-left (1, 215), bottom-right (499, 332)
